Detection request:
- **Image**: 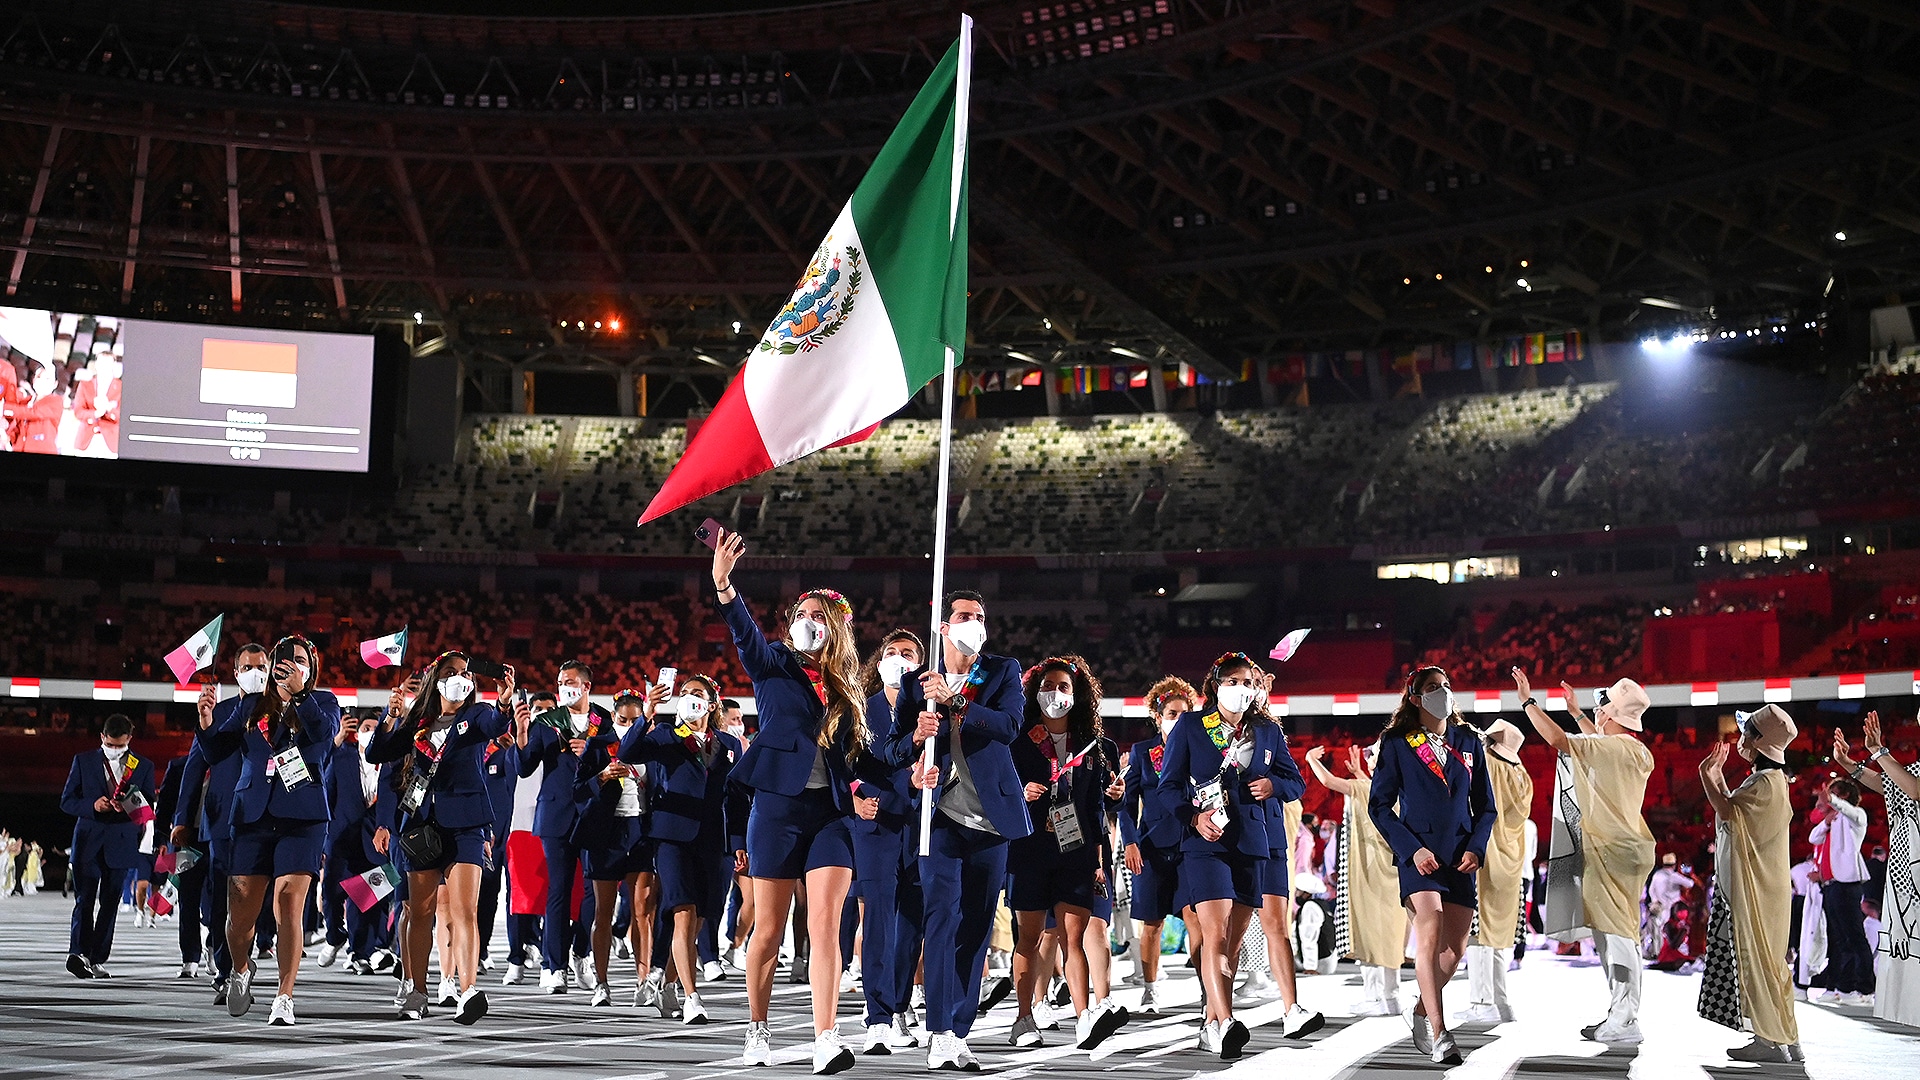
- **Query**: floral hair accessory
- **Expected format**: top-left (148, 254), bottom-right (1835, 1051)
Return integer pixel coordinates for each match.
top-left (1210, 651), bottom-right (1253, 678)
top-left (799, 588), bottom-right (855, 624)
top-left (612, 687), bottom-right (646, 704)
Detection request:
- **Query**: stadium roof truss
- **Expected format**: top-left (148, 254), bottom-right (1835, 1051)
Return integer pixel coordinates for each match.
top-left (0, 0), bottom-right (1916, 383)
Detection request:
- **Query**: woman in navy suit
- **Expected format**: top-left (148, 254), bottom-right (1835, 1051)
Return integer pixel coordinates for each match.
top-left (1121, 677), bottom-right (1198, 1015)
top-left (710, 528), bottom-right (865, 1074)
top-left (1007, 656), bottom-right (1128, 1052)
top-left (1155, 652), bottom-right (1289, 1060)
top-left (615, 673), bottom-right (741, 1025)
top-left (1367, 666), bottom-right (1497, 1067)
top-left (367, 650), bottom-right (521, 1026)
top-left (194, 634), bottom-right (340, 1026)
top-left (851, 630), bottom-right (925, 1054)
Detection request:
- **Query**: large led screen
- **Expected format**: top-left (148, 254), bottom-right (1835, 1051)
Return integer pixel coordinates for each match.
top-left (0, 308), bottom-right (374, 472)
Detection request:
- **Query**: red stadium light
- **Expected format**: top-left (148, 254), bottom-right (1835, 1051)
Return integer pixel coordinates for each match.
top-left (609, 319), bottom-right (622, 332)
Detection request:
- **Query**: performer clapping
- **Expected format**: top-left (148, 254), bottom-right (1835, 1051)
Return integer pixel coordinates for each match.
top-left (1369, 667), bottom-right (1496, 1066)
top-left (194, 635), bottom-right (340, 1026)
top-left (711, 528), bottom-right (865, 1074)
top-left (367, 651), bottom-right (520, 1025)
top-left (1834, 711), bottom-right (1920, 1025)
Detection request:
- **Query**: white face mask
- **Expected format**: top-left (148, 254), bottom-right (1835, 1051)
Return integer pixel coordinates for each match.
top-left (789, 617), bottom-right (827, 653)
top-left (678, 695), bottom-right (711, 719)
top-left (1419, 686), bottom-right (1455, 721)
top-left (1160, 713), bottom-right (1181, 737)
top-left (947, 620), bottom-right (987, 656)
top-left (355, 725), bottom-right (374, 745)
top-left (723, 722), bottom-right (746, 739)
top-left (1216, 684), bottom-right (1258, 714)
top-left (438, 674), bottom-right (475, 703)
top-left (877, 655), bottom-right (916, 688)
top-left (101, 744), bottom-right (127, 761)
top-left (1038, 689), bottom-right (1074, 719)
top-left (556, 685), bottom-right (585, 708)
top-left (236, 668), bottom-right (269, 695)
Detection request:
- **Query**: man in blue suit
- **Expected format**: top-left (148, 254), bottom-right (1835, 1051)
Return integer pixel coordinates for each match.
top-left (884, 591), bottom-right (1035, 1070)
top-left (171, 644), bottom-right (272, 997)
top-left (518, 660), bottom-right (608, 992)
top-left (478, 715), bottom-right (521, 977)
top-left (60, 712), bottom-right (155, 979)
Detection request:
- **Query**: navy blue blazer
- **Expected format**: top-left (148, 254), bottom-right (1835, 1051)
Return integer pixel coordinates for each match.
top-left (616, 724), bottom-right (743, 844)
top-left (367, 701), bottom-right (513, 832)
top-left (1010, 724), bottom-right (1115, 871)
top-left (518, 705), bottom-right (615, 840)
top-left (1120, 733), bottom-right (1184, 851)
top-left (720, 591), bottom-right (856, 808)
top-left (170, 694), bottom-right (251, 842)
top-left (1261, 720), bottom-right (1308, 857)
top-left (61, 747), bottom-right (156, 871)
top-left (197, 690), bottom-right (342, 826)
top-left (1155, 710), bottom-right (1289, 859)
top-left (154, 756), bottom-right (186, 842)
top-left (482, 738), bottom-right (520, 841)
top-left (1368, 723), bottom-right (1498, 868)
top-left (851, 690), bottom-right (915, 834)
top-left (879, 655), bottom-right (1034, 842)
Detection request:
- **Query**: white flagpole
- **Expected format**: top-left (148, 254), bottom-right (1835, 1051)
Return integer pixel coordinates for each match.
top-left (920, 14), bottom-right (971, 859)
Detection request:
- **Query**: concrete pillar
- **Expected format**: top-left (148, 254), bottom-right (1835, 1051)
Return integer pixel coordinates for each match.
top-left (1043, 368), bottom-right (1062, 416)
top-left (618, 371), bottom-right (638, 416)
top-left (1149, 362), bottom-right (1169, 412)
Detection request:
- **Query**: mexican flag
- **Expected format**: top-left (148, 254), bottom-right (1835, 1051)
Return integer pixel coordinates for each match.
top-left (164, 614), bottom-right (223, 685)
top-left (342, 863), bottom-right (399, 912)
top-left (638, 17), bottom-right (972, 523)
top-left (151, 878), bottom-right (179, 918)
top-left (360, 625), bottom-right (409, 669)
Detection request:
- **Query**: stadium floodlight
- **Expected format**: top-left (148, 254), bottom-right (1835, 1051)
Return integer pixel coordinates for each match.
top-left (1638, 296), bottom-right (1691, 311)
top-left (1640, 334), bottom-right (1694, 361)
top-left (1007, 350), bottom-right (1038, 364)
top-left (1109, 345), bottom-right (1148, 360)
top-left (1834, 231), bottom-right (1846, 242)
top-left (1515, 277), bottom-right (1531, 291)
top-left (413, 311), bottom-right (423, 323)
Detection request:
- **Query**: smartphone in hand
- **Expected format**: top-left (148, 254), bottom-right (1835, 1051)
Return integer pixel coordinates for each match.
top-left (696, 517), bottom-right (742, 553)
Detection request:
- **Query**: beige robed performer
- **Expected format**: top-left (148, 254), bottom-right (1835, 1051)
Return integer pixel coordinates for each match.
top-left (1512, 670), bottom-right (1656, 1045)
top-left (1697, 705), bottom-right (1802, 1063)
top-left (1306, 743), bottom-right (1406, 1015)
top-left (1461, 720), bottom-right (1533, 1024)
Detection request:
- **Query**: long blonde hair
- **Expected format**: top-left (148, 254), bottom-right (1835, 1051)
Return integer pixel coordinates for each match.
top-left (794, 589), bottom-right (868, 764)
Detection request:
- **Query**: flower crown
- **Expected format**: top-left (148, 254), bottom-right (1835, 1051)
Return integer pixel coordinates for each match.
top-left (798, 588), bottom-right (854, 624)
top-left (612, 687), bottom-right (647, 704)
top-left (1210, 651), bottom-right (1254, 679)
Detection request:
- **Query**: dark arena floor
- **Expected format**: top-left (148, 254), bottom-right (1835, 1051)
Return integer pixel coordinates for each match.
top-left (0, 892), bottom-right (1910, 1080)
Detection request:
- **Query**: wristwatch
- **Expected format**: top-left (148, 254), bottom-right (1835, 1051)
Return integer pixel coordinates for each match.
top-left (1522, 696), bottom-right (1538, 709)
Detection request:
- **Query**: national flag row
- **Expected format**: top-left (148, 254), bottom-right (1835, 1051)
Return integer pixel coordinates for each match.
top-left (158, 613), bottom-right (410, 685)
top-left (948, 331), bottom-right (1589, 398)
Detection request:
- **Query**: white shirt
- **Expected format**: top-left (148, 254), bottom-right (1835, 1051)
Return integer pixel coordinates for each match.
top-left (567, 710), bottom-right (591, 736)
top-left (1809, 796), bottom-right (1869, 883)
top-left (356, 740), bottom-right (379, 807)
top-left (1048, 731), bottom-right (1073, 778)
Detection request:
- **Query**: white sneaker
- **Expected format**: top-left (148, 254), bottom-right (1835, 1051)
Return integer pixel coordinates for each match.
top-left (703, 960), bottom-right (726, 982)
top-left (590, 983), bottom-right (611, 1007)
top-left (888, 1014), bottom-right (920, 1049)
top-left (454, 986), bottom-right (488, 1026)
top-left (864, 1023), bottom-right (894, 1054)
top-left (1236, 968), bottom-right (1277, 1005)
top-left (1840, 992), bottom-right (1874, 1006)
top-left (1077, 1000), bottom-right (1127, 1050)
top-left (637, 969), bottom-right (663, 1008)
top-left (1010, 1014), bottom-right (1043, 1047)
top-left (744, 1022), bottom-right (774, 1066)
top-left (1403, 1001), bottom-right (1434, 1056)
top-left (399, 985), bottom-right (429, 1020)
top-left (316, 943), bottom-right (339, 968)
top-left (268, 994), bottom-right (296, 1026)
top-left (1033, 1001), bottom-right (1059, 1031)
top-left (912, 984), bottom-right (927, 1010)
top-left (1455, 1002), bottom-right (1512, 1025)
top-left (813, 1028), bottom-right (855, 1075)
top-left (572, 954), bottom-right (596, 990)
top-left (540, 969), bottom-right (567, 994)
top-left (1592, 1019), bottom-right (1642, 1045)
top-left (953, 1036), bottom-right (979, 1071)
top-left (841, 967), bottom-right (859, 993)
top-left (683, 993), bottom-right (709, 1025)
top-left (438, 976), bottom-right (460, 1006)
top-left (615, 938), bottom-right (633, 961)
top-left (502, 962), bottom-right (525, 986)
top-left (227, 965), bottom-right (256, 1018)
top-left (659, 978), bottom-right (681, 1020)
top-left (481, 955), bottom-right (495, 973)
top-left (1138, 981), bottom-right (1161, 1015)
top-left (1219, 1018), bottom-right (1249, 1059)
top-left (177, 962), bottom-right (199, 979)
top-left (1197, 1020), bottom-right (1221, 1054)
top-left (1431, 1029), bottom-right (1462, 1066)
top-left (393, 978), bottom-right (411, 1010)
top-left (926, 1032), bottom-right (961, 1071)
top-left (1281, 1003), bottom-right (1326, 1039)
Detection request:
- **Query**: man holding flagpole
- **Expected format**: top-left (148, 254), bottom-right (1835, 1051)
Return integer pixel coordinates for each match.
top-left (885, 591), bottom-right (1032, 1070)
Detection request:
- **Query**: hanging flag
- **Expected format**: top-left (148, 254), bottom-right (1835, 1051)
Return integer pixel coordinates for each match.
top-left (163, 614), bottom-right (224, 685)
top-left (1566, 329), bottom-right (1586, 363)
top-left (342, 863), bottom-right (400, 912)
top-left (638, 27), bottom-right (971, 523)
top-left (1269, 628), bottom-right (1311, 663)
top-left (360, 625), bottom-right (409, 669)
top-left (1527, 333), bottom-right (1547, 364)
top-left (1545, 334), bottom-right (1566, 363)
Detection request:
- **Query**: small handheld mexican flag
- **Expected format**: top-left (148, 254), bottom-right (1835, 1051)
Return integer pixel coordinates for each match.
top-left (164, 614), bottom-right (224, 685)
top-left (342, 863), bottom-right (399, 911)
top-left (121, 787), bottom-right (156, 827)
top-left (638, 18), bottom-right (971, 523)
top-left (360, 625), bottom-right (409, 669)
top-left (151, 878), bottom-right (179, 918)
